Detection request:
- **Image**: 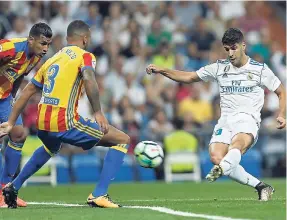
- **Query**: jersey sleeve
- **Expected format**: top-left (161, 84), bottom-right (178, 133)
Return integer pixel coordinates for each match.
top-left (0, 40), bottom-right (16, 59)
top-left (260, 64), bottom-right (281, 91)
top-left (196, 62), bottom-right (218, 82)
top-left (80, 53), bottom-right (96, 73)
top-left (31, 66), bottom-right (44, 89)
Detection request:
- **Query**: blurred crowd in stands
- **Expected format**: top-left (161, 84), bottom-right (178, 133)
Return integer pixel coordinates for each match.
top-left (0, 1), bottom-right (285, 177)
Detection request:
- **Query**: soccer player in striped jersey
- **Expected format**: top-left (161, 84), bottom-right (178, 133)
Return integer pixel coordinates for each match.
top-left (0, 23), bottom-right (52, 207)
top-left (0, 20), bottom-right (130, 208)
top-left (146, 28), bottom-right (286, 201)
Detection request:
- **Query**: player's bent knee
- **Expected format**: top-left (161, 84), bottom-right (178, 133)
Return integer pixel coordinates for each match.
top-left (210, 154), bottom-right (223, 165)
top-left (9, 126), bottom-right (27, 143)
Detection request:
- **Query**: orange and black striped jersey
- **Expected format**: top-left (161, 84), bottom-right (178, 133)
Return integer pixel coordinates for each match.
top-left (32, 45), bottom-right (96, 132)
top-left (0, 38), bottom-right (41, 99)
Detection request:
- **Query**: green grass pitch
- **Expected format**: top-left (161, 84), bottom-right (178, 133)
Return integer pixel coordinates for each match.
top-left (0, 179), bottom-right (285, 220)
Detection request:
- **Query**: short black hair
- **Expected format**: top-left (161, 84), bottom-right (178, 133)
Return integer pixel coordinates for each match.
top-left (67, 20), bottom-right (90, 37)
top-left (173, 118), bottom-right (184, 130)
top-left (29, 22), bottom-right (53, 38)
top-left (222, 28), bottom-right (244, 45)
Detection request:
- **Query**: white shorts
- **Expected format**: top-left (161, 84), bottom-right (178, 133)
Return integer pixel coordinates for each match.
top-left (210, 112), bottom-right (260, 146)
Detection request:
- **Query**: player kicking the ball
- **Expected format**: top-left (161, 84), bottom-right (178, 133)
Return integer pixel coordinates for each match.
top-left (0, 20), bottom-right (130, 208)
top-left (146, 28), bottom-right (286, 201)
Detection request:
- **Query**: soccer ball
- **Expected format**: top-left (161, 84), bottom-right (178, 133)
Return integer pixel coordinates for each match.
top-left (134, 141), bottom-right (164, 168)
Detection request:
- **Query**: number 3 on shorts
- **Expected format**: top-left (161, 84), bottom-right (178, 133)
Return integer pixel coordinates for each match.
top-left (43, 64), bottom-right (59, 95)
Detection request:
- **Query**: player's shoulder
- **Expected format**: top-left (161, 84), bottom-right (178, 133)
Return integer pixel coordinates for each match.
top-left (68, 46), bottom-right (96, 60)
top-left (0, 39), bottom-right (12, 45)
top-left (0, 39), bottom-right (26, 57)
top-left (8, 38), bottom-right (28, 44)
top-left (249, 58), bottom-right (264, 67)
top-left (248, 58), bottom-right (266, 74)
top-left (0, 39), bottom-right (14, 52)
top-left (81, 49), bottom-right (96, 60)
top-left (0, 38), bottom-right (19, 49)
top-left (7, 38), bottom-right (28, 52)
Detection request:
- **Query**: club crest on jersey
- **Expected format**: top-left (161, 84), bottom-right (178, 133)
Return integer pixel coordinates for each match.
top-left (247, 72), bottom-right (253, 80)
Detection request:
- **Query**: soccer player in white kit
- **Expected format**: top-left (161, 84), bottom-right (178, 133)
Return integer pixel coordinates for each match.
top-left (146, 28), bottom-right (286, 201)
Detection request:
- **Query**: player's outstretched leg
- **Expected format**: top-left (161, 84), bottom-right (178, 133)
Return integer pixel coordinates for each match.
top-left (207, 135), bottom-right (275, 201)
top-left (12, 146), bottom-right (52, 191)
top-left (206, 133), bottom-right (250, 182)
top-left (87, 125), bottom-right (130, 208)
top-left (228, 164), bottom-right (275, 201)
top-left (0, 95), bottom-right (28, 207)
top-left (0, 126), bottom-right (28, 207)
top-left (0, 137), bottom-right (8, 208)
top-left (2, 145), bottom-right (53, 208)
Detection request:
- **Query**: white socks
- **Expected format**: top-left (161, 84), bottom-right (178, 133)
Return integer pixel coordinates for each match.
top-left (219, 148), bottom-right (260, 188)
top-left (219, 148), bottom-right (241, 175)
top-left (228, 165), bottom-right (260, 188)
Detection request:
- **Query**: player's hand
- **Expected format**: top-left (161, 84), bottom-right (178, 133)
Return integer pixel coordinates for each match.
top-left (276, 116), bottom-right (286, 129)
top-left (0, 122), bottom-right (13, 138)
top-left (146, 64), bottom-right (164, 75)
top-left (95, 111), bottom-right (109, 134)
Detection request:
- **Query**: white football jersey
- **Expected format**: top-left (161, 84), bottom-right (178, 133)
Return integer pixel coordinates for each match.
top-left (196, 57), bottom-right (281, 123)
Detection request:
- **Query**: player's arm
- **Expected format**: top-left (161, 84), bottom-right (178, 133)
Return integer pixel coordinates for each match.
top-left (82, 68), bottom-right (109, 134)
top-left (82, 68), bottom-right (101, 113)
top-left (0, 82), bottom-right (40, 136)
top-left (11, 75), bottom-right (24, 98)
top-left (261, 64), bottom-right (286, 129)
top-left (146, 64), bottom-right (201, 83)
top-left (81, 52), bottom-right (109, 134)
top-left (274, 83), bottom-right (286, 129)
top-left (9, 82), bottom-right (40, 125)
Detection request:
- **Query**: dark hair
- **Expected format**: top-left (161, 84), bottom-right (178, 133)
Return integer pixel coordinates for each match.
top-left (173, 118), bottom-right (184, 130)
top-left (222, 28), bottom-right (244, 45)
top-left (29, 22), bottom-right (53, 38)
top-left (67, 20), bottom-right (90, 37)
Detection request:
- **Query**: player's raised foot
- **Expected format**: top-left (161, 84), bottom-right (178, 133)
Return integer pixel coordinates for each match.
top-left (87, 194), bottom-right (122, 208)
top-left (205, 165), bottom-right (223, 182)
top-left (255, 182), bottom-right (275, 201)
top-left (2, 183), bottom-right (18, 208)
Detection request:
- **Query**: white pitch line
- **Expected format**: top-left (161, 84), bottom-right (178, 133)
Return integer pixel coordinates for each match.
top-left (118, 198), bottom-right (257, 202)
top-left (127, 206), bottom-right (253, 220)
top-left (27, 202), bottom-right (254, 220)
top-left (28, 202), bottom-right (86, 207)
